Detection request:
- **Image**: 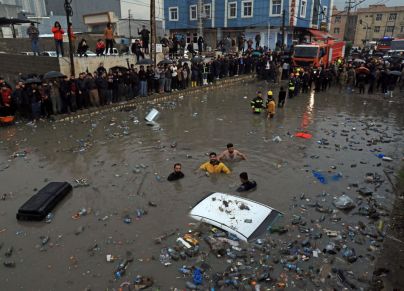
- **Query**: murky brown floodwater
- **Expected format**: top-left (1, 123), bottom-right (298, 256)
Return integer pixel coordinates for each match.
top-left (1, 80), bottom-right (403, 290)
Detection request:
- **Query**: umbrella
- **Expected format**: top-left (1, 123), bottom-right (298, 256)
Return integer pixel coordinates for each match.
top-left (24, 77), bottom-right (42, 84)
top-left (158, 59), bottom-right (173, 65)
top-left (388, 70), bottom-right (401, 76)
top-left (178, 58), bottom-right (189, 63)
top-left (252, 51), bottom-right (262, 57)
top-left (43, 71), bottom-right (66, 80)
top-left (137, 58), bottom-right (154, 65)
top-left (355, 67), bottom-right (370, 74)
top-left (191, 56), bottom-right (204, 63)
top-left (353, 59), bottom-right (366, 63)
top-left (110, 66), bottom-right (129, 72)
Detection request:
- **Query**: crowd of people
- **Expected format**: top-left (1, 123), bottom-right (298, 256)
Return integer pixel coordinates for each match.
top-left (3, 34), bottom-right (403, 123)
top-left (0, 48), bottom-right (294, 122)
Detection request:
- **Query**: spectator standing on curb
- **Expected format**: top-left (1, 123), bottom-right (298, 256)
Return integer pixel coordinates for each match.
top-left (197, 36), bottom-right (204, 54)
top-left (51, 21), bottom-right (64, 57)
top-left (27, 23), bottom-right (40, 56)
top-left (131, 39), bottom-right (144, 62)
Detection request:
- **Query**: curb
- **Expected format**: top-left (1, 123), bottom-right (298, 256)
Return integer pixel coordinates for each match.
top-left (56, 74), bottom-right (257, 122)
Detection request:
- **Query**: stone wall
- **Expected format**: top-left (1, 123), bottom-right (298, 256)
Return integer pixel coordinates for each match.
top-left (0, 54), bottom-right (60, 84)
top-left (0, 52), bottom-right (165, 85)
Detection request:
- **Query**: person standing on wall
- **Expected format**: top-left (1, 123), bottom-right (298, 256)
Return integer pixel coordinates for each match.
top-left (27, 23), bottom-right (40, 56)
top-left (68, 22), bottom-right (76, 54)
top-left (138, 25), bottom-right (150, 54)
top-left (104, 23), bottom-right (115, 55)
top-left (51, 21), bottom-right (64, 57)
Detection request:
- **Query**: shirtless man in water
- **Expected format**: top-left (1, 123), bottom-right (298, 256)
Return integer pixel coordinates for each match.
top-left (218, 143), bottom-right (247, 161)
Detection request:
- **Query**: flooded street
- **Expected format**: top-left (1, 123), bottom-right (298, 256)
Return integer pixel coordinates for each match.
top-left (1, 79), bottom-right (404, 290)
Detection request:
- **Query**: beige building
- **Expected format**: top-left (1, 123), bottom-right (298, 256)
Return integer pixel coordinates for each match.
top-left (354, 4), bottom-right (404, 46)
top-left (329, 6), bottom-right (357, 42)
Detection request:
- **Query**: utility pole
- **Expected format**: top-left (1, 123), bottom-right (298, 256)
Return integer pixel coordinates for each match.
top-left (128, 9), bottom-right (132, 40)
top-left (343, 0), bottom-right (354, 42)
top-left (64, 0), bottom-right (75, 76)
top-left (281, 9), bottom-right (285, 51)
top-left (198, 0), bottom-right (203, 37)
top-left (150, 0), bottom-right (157, 65)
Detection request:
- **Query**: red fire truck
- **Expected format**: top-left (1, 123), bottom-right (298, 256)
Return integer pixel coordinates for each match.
top-left (292, 40), bottom-right (346, 68)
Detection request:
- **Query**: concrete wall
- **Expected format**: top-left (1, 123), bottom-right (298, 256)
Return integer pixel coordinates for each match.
top-left (0, 52), bottom-right (165, 85)
top-left (0, 54), bottom-right (60, 84)
top-left (59, 55), bottom-right (135, 75)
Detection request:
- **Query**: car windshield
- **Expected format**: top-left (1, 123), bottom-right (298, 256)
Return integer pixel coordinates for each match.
top-left (294, 46), bottom-right (318, 58)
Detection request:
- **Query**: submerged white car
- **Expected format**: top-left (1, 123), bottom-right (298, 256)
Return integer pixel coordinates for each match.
top-left (189, 192), bottom-right (283, 241)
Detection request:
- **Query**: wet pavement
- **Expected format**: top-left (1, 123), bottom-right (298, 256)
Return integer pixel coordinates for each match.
top-left (1, 80), bottom-right (404, 290)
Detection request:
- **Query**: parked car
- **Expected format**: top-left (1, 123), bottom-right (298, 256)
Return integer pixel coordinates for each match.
top-left (20, 52), bottom-right (35, 56)
top-left (41, 51), bottom-right (58, 57)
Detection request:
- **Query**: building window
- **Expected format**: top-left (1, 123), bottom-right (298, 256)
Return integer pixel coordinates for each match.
top-left (401, 26), bottom-right (404, 33)
top-left (322, 6), bottom-right (328, 19)
top-left (203, 4), bottom-right (211, 19)
top-left (388, 13), bottom-right (397, 21)
top-left (169, 7), bottom-right (178, 21)
top-left (228, 2), bottom-right (237, 19)
top-left (374, 26), bottom-right (380, 32)
top-left (375, 13), bottom-right (382, 21)
top-left (270, 0), bottom-right (282, 16)
top-left (386, 26), bottom-right (394, 32)
top-left (335, 15), bottom-right (341, 23)
top-left (333, 28), bottom-right (340, 34)
top-left (190, 5), bottom-right (197, 21)
top-left (241, 0), bottom-right (253, 18)
top-left (300, 0), bottom-right (307, 18)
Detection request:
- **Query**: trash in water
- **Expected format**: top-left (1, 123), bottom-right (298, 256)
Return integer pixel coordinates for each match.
top-left (12, 150), bottom-right (27, 158)
top-left (333, 195), bottom-right (355, 210)
top-left (145, 108), bottom-right (160, 122)
top-left (272, 136), bottom-right (282, 143)
top-left (45, 213), bottom-right (54, 223)
top-left (313, 171), bottom-right (327, 184)
top-left (295, 132), bottom-right (312, 139)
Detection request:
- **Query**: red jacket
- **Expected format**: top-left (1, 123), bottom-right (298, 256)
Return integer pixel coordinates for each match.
top-left (1, 88), bottom-right (12, 106)
top-left (52, 27), bottom-right (64, 40)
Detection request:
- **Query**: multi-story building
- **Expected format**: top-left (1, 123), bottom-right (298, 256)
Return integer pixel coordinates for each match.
top-left (1, 0), bottom-right (46, 16)
top-left (354, 4), bottom-right (404, 46)
top-left (329, 6), bottom-right (357, 42)
top-left (164, 0), bottom-right (333, 50)
top-left (0, 0), bottom-right (46, 37)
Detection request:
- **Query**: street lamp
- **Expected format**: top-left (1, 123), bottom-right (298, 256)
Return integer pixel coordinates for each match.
top-left (64, 0), bottom-right (75, 76)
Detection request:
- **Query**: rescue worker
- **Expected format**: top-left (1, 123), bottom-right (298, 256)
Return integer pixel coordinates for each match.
top-left (278, 86), bottom-right (286, 108)
top-left (200, 152), bottom-right (231, 174)
top-left (266, 91), bottom-right (276, 119)
top-left (250, 91), bottom-right (264, 114)
top-left (288, 75), bottom-right (295, 99)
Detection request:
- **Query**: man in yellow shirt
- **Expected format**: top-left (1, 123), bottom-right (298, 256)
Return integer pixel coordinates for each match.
top-left (200, 152), bottom-right (231, 174)
top-left (266, 91), bottom-right (276, 119)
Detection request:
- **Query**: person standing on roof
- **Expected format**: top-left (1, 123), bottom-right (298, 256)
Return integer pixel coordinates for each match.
top-left (104, 23), bottom-right (115, 55)
top-left (51, 21), bottom-right (64, 57)
top-left (27, 23), bottom-right (40, 56)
